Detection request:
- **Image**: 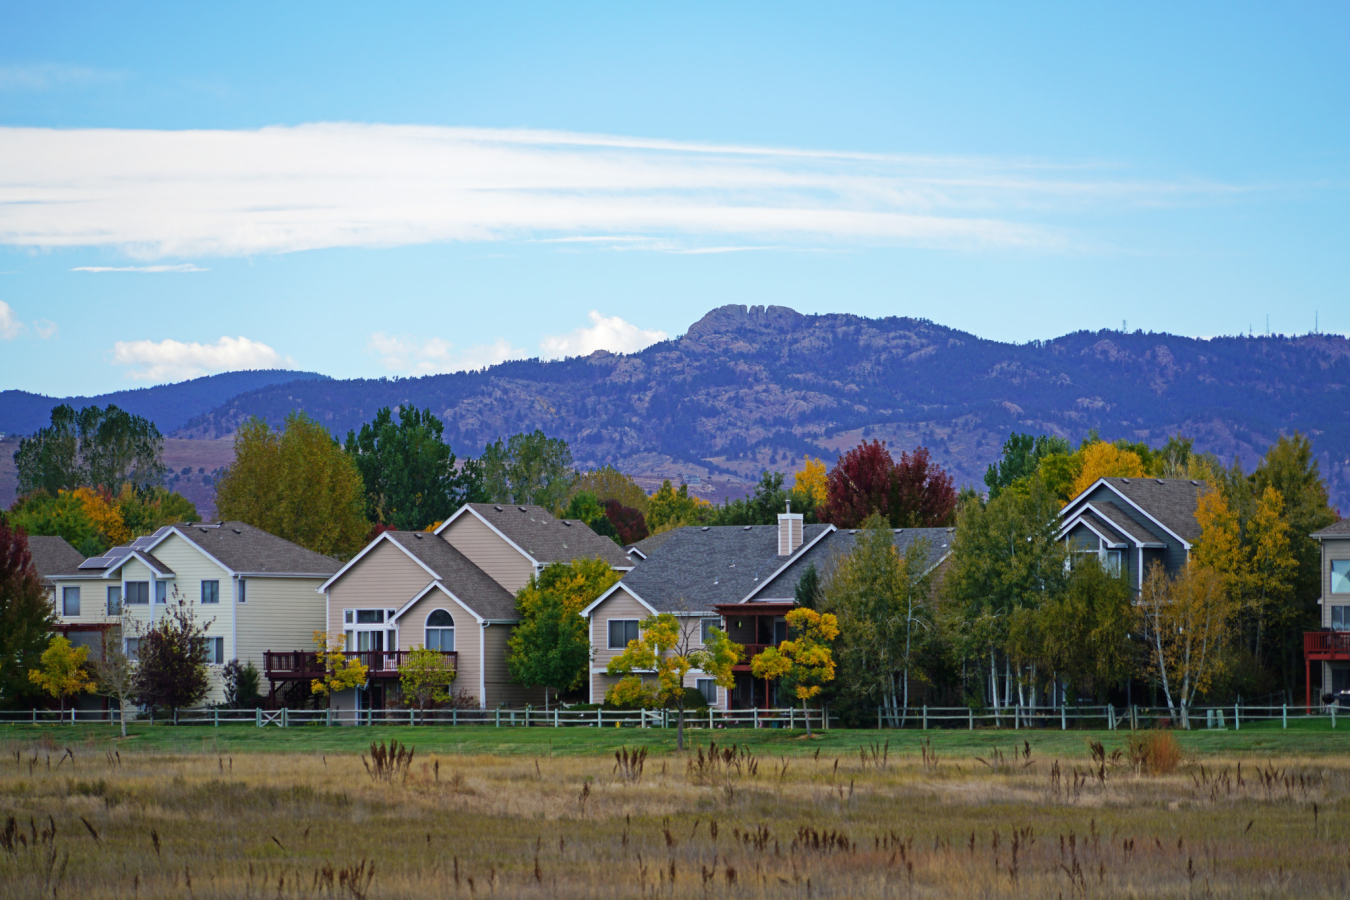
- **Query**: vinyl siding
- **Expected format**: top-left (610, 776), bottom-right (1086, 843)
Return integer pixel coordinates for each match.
top-left (441, 514), bottom-right (536, 594)
top-left (236, 576), bottom-right (327, 672)
top-left (1322, 536), bottom-right (1350, 628)
top-left (1080, 485), bottom-right (1189, 575)
top-left (588, 590), bottom-right (653, 671)
top-left (482, 623), bottom-right (545, 708)
top-left (326, 539), bottom-right (436, 634)
top-left (393, 588), bottom-right (482, 706)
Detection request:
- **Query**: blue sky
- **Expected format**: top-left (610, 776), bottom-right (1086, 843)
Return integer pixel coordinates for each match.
top-left (1, 2), bottom-right (1346, 395)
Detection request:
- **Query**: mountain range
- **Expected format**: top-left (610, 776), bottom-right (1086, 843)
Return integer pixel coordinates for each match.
top-left (3, 305), bottom-right (1348, 514)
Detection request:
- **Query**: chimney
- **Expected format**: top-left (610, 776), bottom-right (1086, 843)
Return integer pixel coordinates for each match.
top-left (778, 501), bottom-right (804, 556)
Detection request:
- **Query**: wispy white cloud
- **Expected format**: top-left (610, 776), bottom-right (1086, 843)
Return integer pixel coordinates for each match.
top-left (32, 319), bottom-right (57, 339)
top-left (540, 311), bottom-right (668, 358)
top-left (72, 263), bottom-right (207, 273)
top-left (369, 333), bottom-right (529, 375)
top-left (111, 335), bottom-right (291, 381)
top-left (0, 300), bottom-right (24, 339)
top-left (0, 64), bottom-right (123, 91)
top-left (0, 124), bottom-right (1237, 259)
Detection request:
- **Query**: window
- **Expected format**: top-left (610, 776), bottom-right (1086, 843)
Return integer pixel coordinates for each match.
top-left (425, 609), bottom-right (455, 652)
top-left (207, 637), bottom-right (225, 664)
top-left (1104, 549), bottom-right (1124, 576)
top-left (701, 618), bottom-right (722, 643)
top-left (201, 580), bottom-right (219, 604)
top-left (125, 638), bottom-right (141, 661)
top-left (155, 581), bottom-right (167, 604)
top-left (1333, 606), bottom-right (1350, 632)
top-left (237, 580), bottom-right (246, 603)
top-left (696, 678), bottom-right (717, 705)
top-left (356, 609), bottom-right (385, 624)
top-left (125, 581), bottom-right (149, 605)
top-left (344, 610), bottom-right (354, 625)
top-left (608, 619), bottom-right (639, 649)
top-left (62, 586), bottom-right (80, 617)
top-left (774, 617), bottom-right (788, 645)
top-left (1333, 560), bottom-right (1350, 595)
top-left (356, 630), bottom-right (383, 651)
top-left (106, 586), bottom-right (122, 616)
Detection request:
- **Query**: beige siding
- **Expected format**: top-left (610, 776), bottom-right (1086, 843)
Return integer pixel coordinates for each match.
top-left (326, 539), bottom-right (435, 634)
top-left (236, 576), bottom-right (327, 673)
top-left (142, 533), bottom-right (235, 704)
top-left (588, 589), bottom-right (653, 672)
top-left (1323, 537), bottom-right (1350, 628)
top-left (481, 623), bottom-right (546, 708)
top-left (393, 589), bottom-right (482, 707)
top-left (50, 577), bottom-right (118, 627)
top-left (441, 514), bottom-right (536, 594)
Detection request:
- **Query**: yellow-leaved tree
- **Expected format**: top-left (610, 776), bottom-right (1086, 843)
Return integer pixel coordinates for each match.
top-left (605, 612), bottom-right (741, 750)
top-left (1244, 487), bottom-right (1297, 668)
top-left (1136, 562), bottom-right (1233, 729)
top-left (794, 457), bottom-right (829, 511)
top-left (28, 635), bottom-right (96, 714)
top-left (750, 607), bottom-right (839, 737)
top-left (310, 631), bottom-right (369, 699)
top-left (1068, 442), bottom-right (1146, 500)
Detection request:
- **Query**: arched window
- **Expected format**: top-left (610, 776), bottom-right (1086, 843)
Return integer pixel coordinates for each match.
top-left (426, 609), bottom-right (455, 652)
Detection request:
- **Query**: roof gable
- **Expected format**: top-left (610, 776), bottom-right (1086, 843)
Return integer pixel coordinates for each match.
top-left (1062, 477), bottom-right (1203, 547)
top-left (437, 503), bottom-right (633, 570)
top-left (26, 536), bottom-right (85, 581)
top-left (749, 527), bottom-right (955, 601)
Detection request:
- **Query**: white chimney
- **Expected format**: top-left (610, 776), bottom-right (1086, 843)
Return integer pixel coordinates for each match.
top-left (778, 501), bottom-right (804, 556)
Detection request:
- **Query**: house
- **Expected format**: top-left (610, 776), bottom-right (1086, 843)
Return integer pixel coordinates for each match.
top-left (1307, 519), bottom-right (1350, 707)
top-left (582, 512), bottom-right (953, 709)
top-left (301, 502), bottom-right (632, 716)
top-left (47, 522), bottom-right (340, 705)
top-left (27, 535), bottom-right (85, 607)
top-left (1057, 476), bottom-right (1204, 591)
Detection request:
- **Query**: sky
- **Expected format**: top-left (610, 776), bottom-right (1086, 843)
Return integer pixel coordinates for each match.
top-left (1, 2), bottom-right (1347, 396)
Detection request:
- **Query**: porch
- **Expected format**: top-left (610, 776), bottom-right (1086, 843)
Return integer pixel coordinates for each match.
top-left (263, 650), bottom-right (457, 681)
top-left (1305, 631), bottom-right (1350, 709)
top-left (715, 602), bottom-right (794, 710)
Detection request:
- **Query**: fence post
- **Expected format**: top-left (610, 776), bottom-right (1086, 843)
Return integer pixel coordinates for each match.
top-left (753, 708), bottom-right (759, 729)
top-left (214, 708), bottom-right (219, 728)
top-left (878, 706), bottom-right (882, 730)
top-left (495, 708), bottom-right (500, 728)
top-left (1061, 703), bottom-right (1067, 731)
top-left (922, 705), bottom-right (928, 730)
top-left (1234, 703), bottom-right (1240, 731)
top-left (1332, 705), bottom-right (1337, 729)
top-left (282, 707), bottom-right (288, 728)
top-left (173, 708), bottom-right (178, 726)
top-left (255, 708), bottom-right (262, 728)
top-left (1282, 704), bottom-right (1287, 729)
top-left (710, 707), bottom-right (714, 730)
top-left (968, 708), bottom-right (973, 731)
top-left (598, 708), bottom-right (602, 728)
top-left (326, 707), bottom-right (332, 727)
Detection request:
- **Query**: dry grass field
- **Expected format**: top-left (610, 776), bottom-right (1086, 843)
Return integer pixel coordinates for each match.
top-left (2, 727), bottom-right (1349, 899)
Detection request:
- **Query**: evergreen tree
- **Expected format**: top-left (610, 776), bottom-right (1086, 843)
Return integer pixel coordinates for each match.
top-left (345, 406), bottom-right (467, 530)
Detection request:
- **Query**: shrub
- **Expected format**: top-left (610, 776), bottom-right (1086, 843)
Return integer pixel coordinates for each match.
top-left (1128, 729), bottom-right (1182, 775)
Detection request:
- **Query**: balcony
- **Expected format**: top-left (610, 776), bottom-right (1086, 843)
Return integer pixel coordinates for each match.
top-left (263, 650), bottom-right (457, 681)
top-left (1305, 631), bottom-right (1350, 661)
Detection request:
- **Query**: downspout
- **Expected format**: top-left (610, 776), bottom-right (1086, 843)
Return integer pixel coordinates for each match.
top-left (479, 623), bottom-right (487, 709)
top-left (231, 575), bottom-right (239, 664)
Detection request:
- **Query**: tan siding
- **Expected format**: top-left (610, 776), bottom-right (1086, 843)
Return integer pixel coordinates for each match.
top-left (142, 534), bottom-right (235, 704)
top-left (588, 590), bottom-right (653, 671)
top-left (481, 623), bottom-right (546, 707)
top-left (236, 577), bottom-right (327, 674)
top-left (393, 589), bottom-right (482, 707)
top-left (441, 514), bottom-right (536, 594)
top-left (326, 540), bottom-right (435, 634)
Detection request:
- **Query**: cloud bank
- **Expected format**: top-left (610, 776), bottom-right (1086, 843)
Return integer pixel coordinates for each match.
top-left (0, 124), bottom-right (1231, 259)
top-left (540, 310), bottom-right (667, 358)
top-left (0, 301), bottom-right (23, 340)
top-left (111, 335), bottom-right (291, 380)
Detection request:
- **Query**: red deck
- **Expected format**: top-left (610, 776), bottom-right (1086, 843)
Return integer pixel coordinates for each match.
top-left (264, 650), bottom-right (457, 681)
top-left (1304, 631), bottom-right (1350, 709)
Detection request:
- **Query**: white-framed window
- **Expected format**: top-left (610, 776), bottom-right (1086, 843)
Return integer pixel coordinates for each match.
top-left (425, 609), bottom-right (455, 651)
top-left (125, 637), bottom-right (141, 661)
top-left (696, 679), bottom-right (717, 705)
top-left (62, 586), bottom-right (80, 617)
top-left (106, 585), bottom-right (122, 615)
top-left (1332, 606), bottom-right (1350, 631)
top-left (1332, 560), bottom-right (1350, 595)
top-left (356, 609), bottom-right (385, 624)
top-left (344, 609), bottom-right (354, 625)
top-left (237, 580), bottom-right (247, 603)
top-left (207, 637), bottom-right (225, 664)
top-left (125, 581), bottom-right (150, 605)
top-left (608, 619), bottom-right (639, 649)
top-left (155, 581), bottom-right (167, 604)
top-left (201, 580), bottom-right (219, 604)
top-left (1104, 549), bottom-right (1124, 576)
top-left (701, 618), bottom-right (721, 643)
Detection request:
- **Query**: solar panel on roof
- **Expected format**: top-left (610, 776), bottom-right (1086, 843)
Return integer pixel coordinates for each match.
top-left (78, 557), bottom-right (110, 569)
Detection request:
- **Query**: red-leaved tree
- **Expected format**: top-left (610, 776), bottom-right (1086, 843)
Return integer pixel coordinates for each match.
top-left (0, 520), bottom-right (56, 709)
top-left (603, 500), bottom-right (649, 545)
top-left (819, 440), bottom-right (957, 529)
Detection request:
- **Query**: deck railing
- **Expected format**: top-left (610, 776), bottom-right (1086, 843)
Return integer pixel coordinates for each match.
top-left (263, 649), bottom-right (457, 679)
top-left (1304, 631), bottom-right (1350, 658)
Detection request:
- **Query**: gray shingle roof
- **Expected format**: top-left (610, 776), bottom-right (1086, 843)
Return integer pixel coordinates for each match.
top-left (386, 532), bottom-right (518, 620)
top-left (26, 536), bottom-right (85, 582)
top-left (752, 527), bottom-right (955, 601)
top-left (1313, 520), bottom-right (1350, 538)
top-left (171, 522), bottom-right (341, 575)
top-left (1074, 510), bottom-right (1130, 546)
top-left (464, 503), bottom-right (632, 569)
top-left (628, 529), bottom-right (680, 560)
top-left (616, 524), bottom-right (832, 612)
top-left (1090, 501), bottom-right (1168, 546)
top-left (1097, 477), bottom-right (1204, 542)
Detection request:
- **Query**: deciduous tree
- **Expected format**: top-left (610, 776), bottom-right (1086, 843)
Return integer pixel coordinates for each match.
top-left (0, 520), bottom-right (55, 709)
top-left (794, 457), bottom-right (829, 509)
top-left (90, 620), bottom-right (138, 736)
top-left (820, 441), bottom-right (956, 528)
top-left (983, 433), bottom-right (1072, 500)
top-left (1137, 562), bottom-right (1234, 728)
top-left (345, 406), bottom-right (468, 531)
top-left (646, 480), bottom-right (707, 533)
top-left (571, 466), bottom-right (650, 515)
top-left (133, 595), bottom-right (212, 713)
top-left (508, 558), bottom-right (619, 708)
top-left (1068, 442), bottom-right (1146, 499)
top-left (16, 404), bottom-right (164, 495)
top-left (310, 631), bottom-right (369, 697)
top-left (751, 608), bottom-right (838, 737)
top-left (478, 430), bottom-right (575, 511)
top-left (399, 646), bottom-right (458, 715)
top-left (28, 635), bottom-right (95, 713)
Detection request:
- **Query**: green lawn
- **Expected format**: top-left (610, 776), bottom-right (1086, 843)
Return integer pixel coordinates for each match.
top-left (2, 718), bottom-right (1347, 758)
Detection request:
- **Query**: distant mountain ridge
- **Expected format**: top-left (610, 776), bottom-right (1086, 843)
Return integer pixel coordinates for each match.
top-left (0, 369), bottom-right (331, 437)
top-left (169, 305), bottom-right (1350, 511)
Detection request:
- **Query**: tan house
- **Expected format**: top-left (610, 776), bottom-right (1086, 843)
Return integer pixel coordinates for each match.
top-left (1307, 519), bottom-right (1350, 708)
top-left (583, 513), bottom-right (953, 709)
top-left (302, 502), bottom-right (632, 716)
top-left (47, 522), bottom-right (340, 706)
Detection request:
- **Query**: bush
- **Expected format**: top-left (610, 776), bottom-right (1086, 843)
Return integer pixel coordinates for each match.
top-left (1128, 729), bottom-right (1182, 775)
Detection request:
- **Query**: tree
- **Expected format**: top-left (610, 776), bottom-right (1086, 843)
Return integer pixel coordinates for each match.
top-left (606, 612), bottom-right (742, 750)
top-left (646, 480), bottom-right (707, 533)
top-left (795, 564), bottom-right (822, 610)
top-left (310, 631), bottom-right (369, 697)
top-left (0, 519), bottom-right (56, 709)
top-left (478, 430), bottom-right (575, 511)
top-left (399, 646), bottom-right (458, 715)
top-left (345, 406), bottom-right (468, 531)
top-left (215, 412), bottom-right (368, 558)
top-left (6, 491), bottom-right (103, 557)
top-left (571, 466), bottom-right (650, 515)
top-left (1068, 441), bottom-right (1146, 499)
top-left (28, 636), bottom-right (95, 713)
top-left (703, 470), bottom-right (821, 527)
top-left (602, 500), bottom-right (648, 545)
top-left (984, 433), bottom-right (1072, 500)
top-left (822, 516), bottom-right (933, 726)
top-left (820, 441), bottom-right (956, 528)
top-left (133, 595), bottom-right (212, 713)
top-left (794, 457), bottom-right (829, 509)
top-left (9, 484), bottom-right (198, 558)
top-left (891, 447), bottom-right (958, 528)
top-left (508, 559), bottom-right (619, 708)
top-left (221, 659), bottom-right (262, 708)
top-left (1244, 487), bottom-right (1298, 668)
top-left (16, 404), bottom-right (164, 495)
top-left (90, 622), bottom-right (138, 737)
top-left (751, 607), bottom-right (838, 737)
top-left (1137, 562), bottom-right (1233, 728)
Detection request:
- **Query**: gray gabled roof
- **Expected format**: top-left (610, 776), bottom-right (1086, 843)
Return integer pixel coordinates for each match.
top-left (167, 522), bottom-right (341, 576)
top-left (615, 524), bottom-right (832, 612)
top-left (1312, 520), bottom-right (1350, 539)
top-left (1075, 477), bottom-right (1205, 543)
top-left (1068, 509), bottom-right (1129, 547)
top-left (627, 528), bottom-right (681, 560)
top-left (462, 503), bottom-right (632, 569)
top-left (752, 527), bottom-right (955, 601)
top-left (26, 536), bottom-right (85, 583)
top-left (1089, 501), bottom-right (1168, 546)
top-left (385, 532), bottom-right (518, 620)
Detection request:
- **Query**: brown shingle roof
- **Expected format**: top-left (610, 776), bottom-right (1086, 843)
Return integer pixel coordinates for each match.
top-left (463, 503), bottom-right (632, 569)
top-left (386, 532), bottom-right (518, 620)
top-left (26, 536), bottom-right (85, 582)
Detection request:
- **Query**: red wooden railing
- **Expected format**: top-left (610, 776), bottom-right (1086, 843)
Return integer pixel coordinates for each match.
top-left (264, 650), bottom-right (457, 679)
top-left (1304, 631), bottom-right (1350, 659)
